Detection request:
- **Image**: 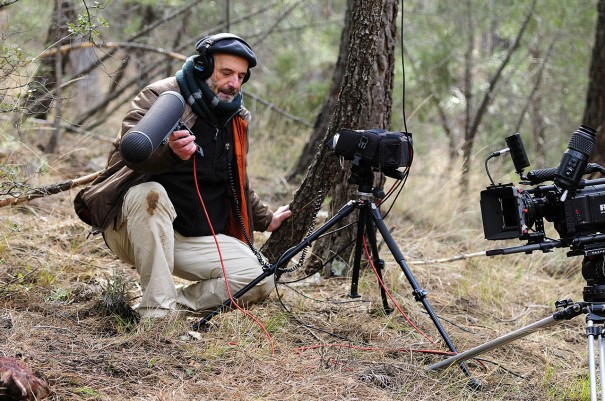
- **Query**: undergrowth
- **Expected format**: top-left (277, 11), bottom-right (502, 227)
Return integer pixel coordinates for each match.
top-left (0, 132), bottom-right (593, 400)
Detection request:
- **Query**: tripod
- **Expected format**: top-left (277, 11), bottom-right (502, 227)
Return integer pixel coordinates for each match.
top-left (427, 256), bottom-right (605, 401)
top-left (192, 164), bottom-right (477, 384)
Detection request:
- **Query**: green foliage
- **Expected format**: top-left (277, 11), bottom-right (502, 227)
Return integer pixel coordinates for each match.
top-left (400, 0), bottom-right (597, 168)
top-left (45, 286), bottom-right (73, 304)
top-left (263, 310), bottom-right (290, 334)
top-left (65, 0), bottom-right (110, 42)
top-left (98, 269), bottom-right (140, 328)
top-left (67, 13), bottom-right (109, 42)
top-left (544, 371), bottom-right (591, 400)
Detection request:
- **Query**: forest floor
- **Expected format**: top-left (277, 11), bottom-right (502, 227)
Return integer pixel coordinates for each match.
top-left (0, 131), bottom-right (595, 401)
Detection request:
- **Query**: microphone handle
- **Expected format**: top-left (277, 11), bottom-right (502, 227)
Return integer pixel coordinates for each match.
top-left (527, 163), bottom-right (601, 185)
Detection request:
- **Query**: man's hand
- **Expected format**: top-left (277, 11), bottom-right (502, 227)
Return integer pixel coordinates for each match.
top-left (266, 205), bottom-right (292, 232)
top-left (168, 130), bottom-right (197, 160)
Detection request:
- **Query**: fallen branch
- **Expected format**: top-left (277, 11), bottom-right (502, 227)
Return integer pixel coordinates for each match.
top-left (407, 251), bottom-right (487, 265)
top-left (0, 170), bottom-right (102, 208)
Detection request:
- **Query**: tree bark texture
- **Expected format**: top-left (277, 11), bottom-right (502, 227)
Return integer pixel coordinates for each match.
top-left (260, 0), bottom-right (398, 272)
top-left (584, 0), bottom-right (605, 166)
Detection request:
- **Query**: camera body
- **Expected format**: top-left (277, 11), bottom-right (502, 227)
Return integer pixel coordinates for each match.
top-left (481, 181), bottom-right (605, 241)
top-left (480, 125), bottom-right (605, 252)
top-left (331, 128), bottom-right (413, 170)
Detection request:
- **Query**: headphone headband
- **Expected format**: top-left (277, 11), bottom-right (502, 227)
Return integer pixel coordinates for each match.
top-left (195, 33), bottom-right (256, 83)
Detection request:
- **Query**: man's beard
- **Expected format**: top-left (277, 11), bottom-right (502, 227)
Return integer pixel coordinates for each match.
top-left (206, 77), bottom-right (239, 103)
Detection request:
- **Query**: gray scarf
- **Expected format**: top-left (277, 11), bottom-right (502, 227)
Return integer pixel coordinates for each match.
top-left (176, 56), bottom-right (242, 125)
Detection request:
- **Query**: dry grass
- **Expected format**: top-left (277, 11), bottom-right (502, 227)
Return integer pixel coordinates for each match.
top-left (0, 130), bottom-right (596, 400)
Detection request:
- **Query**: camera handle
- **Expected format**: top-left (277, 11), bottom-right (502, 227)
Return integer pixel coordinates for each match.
top-left (191, 190), bottom-right (479, 388)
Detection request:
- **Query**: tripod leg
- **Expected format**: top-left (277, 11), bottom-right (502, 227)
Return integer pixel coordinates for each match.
top-left (587, 320), bottom-right (598, 401)
top-left (191, 200), bottom-right (362, 330)
top-left (191, 268), bottom-right (275, 331)
top-left (428, 315), bottom-right (560, 371)
top-left (599, 329), bottom-right (605, 401)
top-left (366, 202), bottom-right (474, 380)
top-left (349, 205), bottom-right (367, 298)
top-left (362, 210), bottom-right (392, 313)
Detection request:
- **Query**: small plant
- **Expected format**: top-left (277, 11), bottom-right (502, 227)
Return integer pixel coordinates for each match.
top-left (98, 269), bottom-right (139, 328)
top-left (45, 286), bottom-right (72, 304)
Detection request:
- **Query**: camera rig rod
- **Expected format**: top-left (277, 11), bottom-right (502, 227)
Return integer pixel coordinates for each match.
top-left (485, 239), bottom-right (563, 256)
top-left (485, 233), bottom-right (605, 258)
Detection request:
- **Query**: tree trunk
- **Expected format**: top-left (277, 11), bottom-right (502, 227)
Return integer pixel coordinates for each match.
top-left (286, 0), bottom-right (353, 184)
top-left (584, 0), bottom-right (605, 166)
top-left (459, 0), bottom-right (475, 190)
top-left (23, 0), bottom-right (74, 120)
top-left (260, 0), bottom-right (398, 274)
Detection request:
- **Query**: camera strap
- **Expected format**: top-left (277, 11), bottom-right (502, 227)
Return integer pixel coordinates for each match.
top-left (352, 135), bottom-right (369, 166)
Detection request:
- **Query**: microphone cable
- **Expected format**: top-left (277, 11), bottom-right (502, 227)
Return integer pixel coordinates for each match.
top-left (192, 155), bottom-right (275, 354)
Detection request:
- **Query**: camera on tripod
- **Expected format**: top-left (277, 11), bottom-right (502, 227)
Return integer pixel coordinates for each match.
top-left (330, 128), bottom-right (413, 180)
top-left (479, 125), bottom-right (605, 255)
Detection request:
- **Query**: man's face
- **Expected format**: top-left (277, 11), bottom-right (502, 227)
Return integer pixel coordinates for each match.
top-left (206, 53), bottom-right (249, 103)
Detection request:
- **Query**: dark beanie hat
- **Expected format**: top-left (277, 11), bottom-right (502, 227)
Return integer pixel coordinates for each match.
top-left (196, 33), bottom-right (257, 68)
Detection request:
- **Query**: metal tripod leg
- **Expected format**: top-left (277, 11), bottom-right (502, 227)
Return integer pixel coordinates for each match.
top-left (600, 330), bottom-right (605, 400)
top-left (586, 307), bottom-right (605, 401)
top-left (587, 319), bottom-right (598, 401)
top-left (348, 201), bottom-right (391, 312)
top-left (427, 301), bottom-right (583, 372)
top-left (366, 201), bottom-right (476, 383)
top-left (361, 207), bottom-right (392, 313)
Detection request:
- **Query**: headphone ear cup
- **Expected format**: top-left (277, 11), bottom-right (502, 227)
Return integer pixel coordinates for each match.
top-left (195, 34), bottom-right (254, 83)
top-left (201, 55), bottom-right (213, 80)
top-left (194, 54), bottom-right (213, 80)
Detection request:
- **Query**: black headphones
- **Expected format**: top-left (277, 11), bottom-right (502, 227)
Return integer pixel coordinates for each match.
top-left (195, 33), bottom-right (256, 83)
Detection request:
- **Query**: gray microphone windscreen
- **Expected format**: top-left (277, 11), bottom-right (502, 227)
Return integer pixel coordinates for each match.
top-left (120, 91), bottom-right (185, 163)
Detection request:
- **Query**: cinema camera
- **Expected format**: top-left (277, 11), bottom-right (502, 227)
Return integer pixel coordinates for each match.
top-left (432, 125), bottom-right (605, 399)
top-left (330, 128), bottom-right (413, 182)
top-left (479, 125), bottom-right (605, 258)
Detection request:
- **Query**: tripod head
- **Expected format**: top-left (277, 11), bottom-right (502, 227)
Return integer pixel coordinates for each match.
top-left (582, 253), bottom-right (605, 302)
top-left (347, 159), bottom-right (406, 198)
top-left (347, 163), bottom-right (388, 199)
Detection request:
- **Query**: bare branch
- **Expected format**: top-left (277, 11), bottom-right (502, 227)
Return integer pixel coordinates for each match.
top-left (467, 0), bottom-right (537, 141)
top-left (0, 0), bottom-right (19, 10)
top-left (0, 171), bottom-right (102, 208)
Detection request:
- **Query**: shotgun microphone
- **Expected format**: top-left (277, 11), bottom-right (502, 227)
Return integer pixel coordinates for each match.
top-left (120, 91), bottom-right (186, 163)
top-left (554, 124), bottom-right (596, 201)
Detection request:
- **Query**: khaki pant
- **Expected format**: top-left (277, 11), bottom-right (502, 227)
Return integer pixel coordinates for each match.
top-left (103, 182), bottom-right (274, 318)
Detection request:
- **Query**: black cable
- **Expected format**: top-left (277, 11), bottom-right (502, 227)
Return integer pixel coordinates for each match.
top-left (280, 283), bottom-right (371, 305)
top-left (273, 274), bottom-right (371, 344)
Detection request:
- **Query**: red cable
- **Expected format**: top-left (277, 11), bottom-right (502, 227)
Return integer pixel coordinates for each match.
top-left (375, 178), bottom-right (401, 206)
top-left (193, 155), bottom-right (274, 354)
top-left (362, 235), bottom-right (440, 347)
top-left (294, 342), bottom-right (454, 356)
